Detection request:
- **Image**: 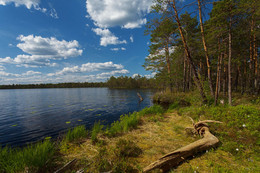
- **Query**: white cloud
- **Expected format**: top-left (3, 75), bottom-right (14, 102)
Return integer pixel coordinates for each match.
top-left (146, 46), bottom-right (175, 60)
top-left (132, 72), bottom-right (156, 78)
top-left (0, 70), bottom-right (41, 78)
top-left (0, 0), bottom-right (48, 13)
top-left (0, 35), bottom-right (83, 67)
top-left (0, 0), bottom-right (40, 9)
top-left (86, 0), bottom-right (153, 29)
top-left (144, 72), bottom-right (156, 78)
top-left (49, 8), bottom-right (58, 19)
top-left (111, 47), bottom-right (126, 51)
top-left (0, 71), bottom-right (20, 77)
top-left (0, 0), bottom-right (59, 18)
top-left (48, 61), bottom-right (125, 76)
top-left (0, 62), bottom-right (130, 84)
top-left (92, 28), bottom-right (127, 46)
top-left (132, 73), bottom-right (139, 78)
top-left (0, 65), bottom-right (5, 71)
top-left (22, 70), bottom-right (41, 76)
top-left (130, 36), bottom-right (134, 43)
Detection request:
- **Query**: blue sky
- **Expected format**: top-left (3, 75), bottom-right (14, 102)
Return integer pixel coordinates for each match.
top-left (0, 0), bottom-right (155, 84)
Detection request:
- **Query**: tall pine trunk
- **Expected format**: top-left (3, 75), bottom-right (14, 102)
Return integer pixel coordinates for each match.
top-left (183, 51), bottom-right (186, 92)
top-left (228, 16), bottom-right (232, 105)
top-left (172, 1), bottom-right (207, 103)
top-left (215, 39), bottom-right (222, 105)
top-left (198, 0), bottom-right (214, 97)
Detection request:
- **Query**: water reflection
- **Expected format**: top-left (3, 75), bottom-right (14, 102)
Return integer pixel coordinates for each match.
top-left (0, 88), bottom-right (153, 147)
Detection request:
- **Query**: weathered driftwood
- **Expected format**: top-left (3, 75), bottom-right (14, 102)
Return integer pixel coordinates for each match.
top-left (54, 159), bottom-right (77, 173)
top-left (137, 92), bottom-right (144, 102)
top-left (143, 120), bottom-right (222, 173)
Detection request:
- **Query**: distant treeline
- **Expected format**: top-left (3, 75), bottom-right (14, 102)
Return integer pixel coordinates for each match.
top-left (0, 76), bottom-right (158, 89)
top-left (107, 75), bottom-right (157, 89)
top-left (0, 82), bottom-right (106, 89)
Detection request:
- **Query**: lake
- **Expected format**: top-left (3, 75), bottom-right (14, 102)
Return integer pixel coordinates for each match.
top-left (0, 88), bottom-right (154, 147)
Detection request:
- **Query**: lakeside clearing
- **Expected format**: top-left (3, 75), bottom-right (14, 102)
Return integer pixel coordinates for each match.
top-left (1, 92), bottom-right (259, 172)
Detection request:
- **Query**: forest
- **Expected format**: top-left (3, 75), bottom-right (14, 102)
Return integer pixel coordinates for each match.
top-left (144, 0), bottom-right (259, 105)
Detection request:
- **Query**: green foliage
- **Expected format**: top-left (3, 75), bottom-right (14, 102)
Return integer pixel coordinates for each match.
top-left (0, 139), bottom-right (55, 173)
top-left (64, 125), bottom-right (87, 143)
top-left (91, 121), bottom-right (104, 142)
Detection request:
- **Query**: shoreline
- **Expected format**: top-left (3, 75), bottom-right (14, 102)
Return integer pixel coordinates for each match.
top-left (1, 94), bottom-right (259, 172)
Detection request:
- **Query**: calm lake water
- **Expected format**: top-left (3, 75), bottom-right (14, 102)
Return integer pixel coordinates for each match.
top-left (0, 88), bottom-right (154, 147)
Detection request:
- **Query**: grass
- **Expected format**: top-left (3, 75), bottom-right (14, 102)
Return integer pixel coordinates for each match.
top-left (0, 139), bottom-right (55, 173)
top-left (64, 125), bottom-right (88, 143)
top-left (91, 121), bottom-right (104, 142)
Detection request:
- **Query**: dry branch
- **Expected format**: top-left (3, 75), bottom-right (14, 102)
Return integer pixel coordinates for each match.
top-left (143, 120), bottom-right (222, 172)
top-left (54, 159), bottom-right (77, 173)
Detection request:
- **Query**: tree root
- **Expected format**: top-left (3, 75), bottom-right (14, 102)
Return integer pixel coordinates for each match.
top-left (143, 119), bottom-right (222, 173)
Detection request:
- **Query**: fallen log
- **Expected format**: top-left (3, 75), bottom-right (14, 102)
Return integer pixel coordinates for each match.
top-left (143, 120), bottom-right (222, 173)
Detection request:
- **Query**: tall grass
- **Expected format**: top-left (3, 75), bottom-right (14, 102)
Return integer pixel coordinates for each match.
top-left (91, 121), bottom-right (104, 142)
top-left (64, 125), bottom-right (87, 143)
top-left (0, 139), bottom-right (55, 173)
top-left (106, 112), bottom-right (141, 137)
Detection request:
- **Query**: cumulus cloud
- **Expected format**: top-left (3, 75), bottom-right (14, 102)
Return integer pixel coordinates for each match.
top-left (48, 61), bottom-right (125, 76)
top-left (92, 28), bottom-right (127, 46)
top-left (86, 0), bottom-right (153, 29)
top-left (0, 35), bottom-right (83, 67)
